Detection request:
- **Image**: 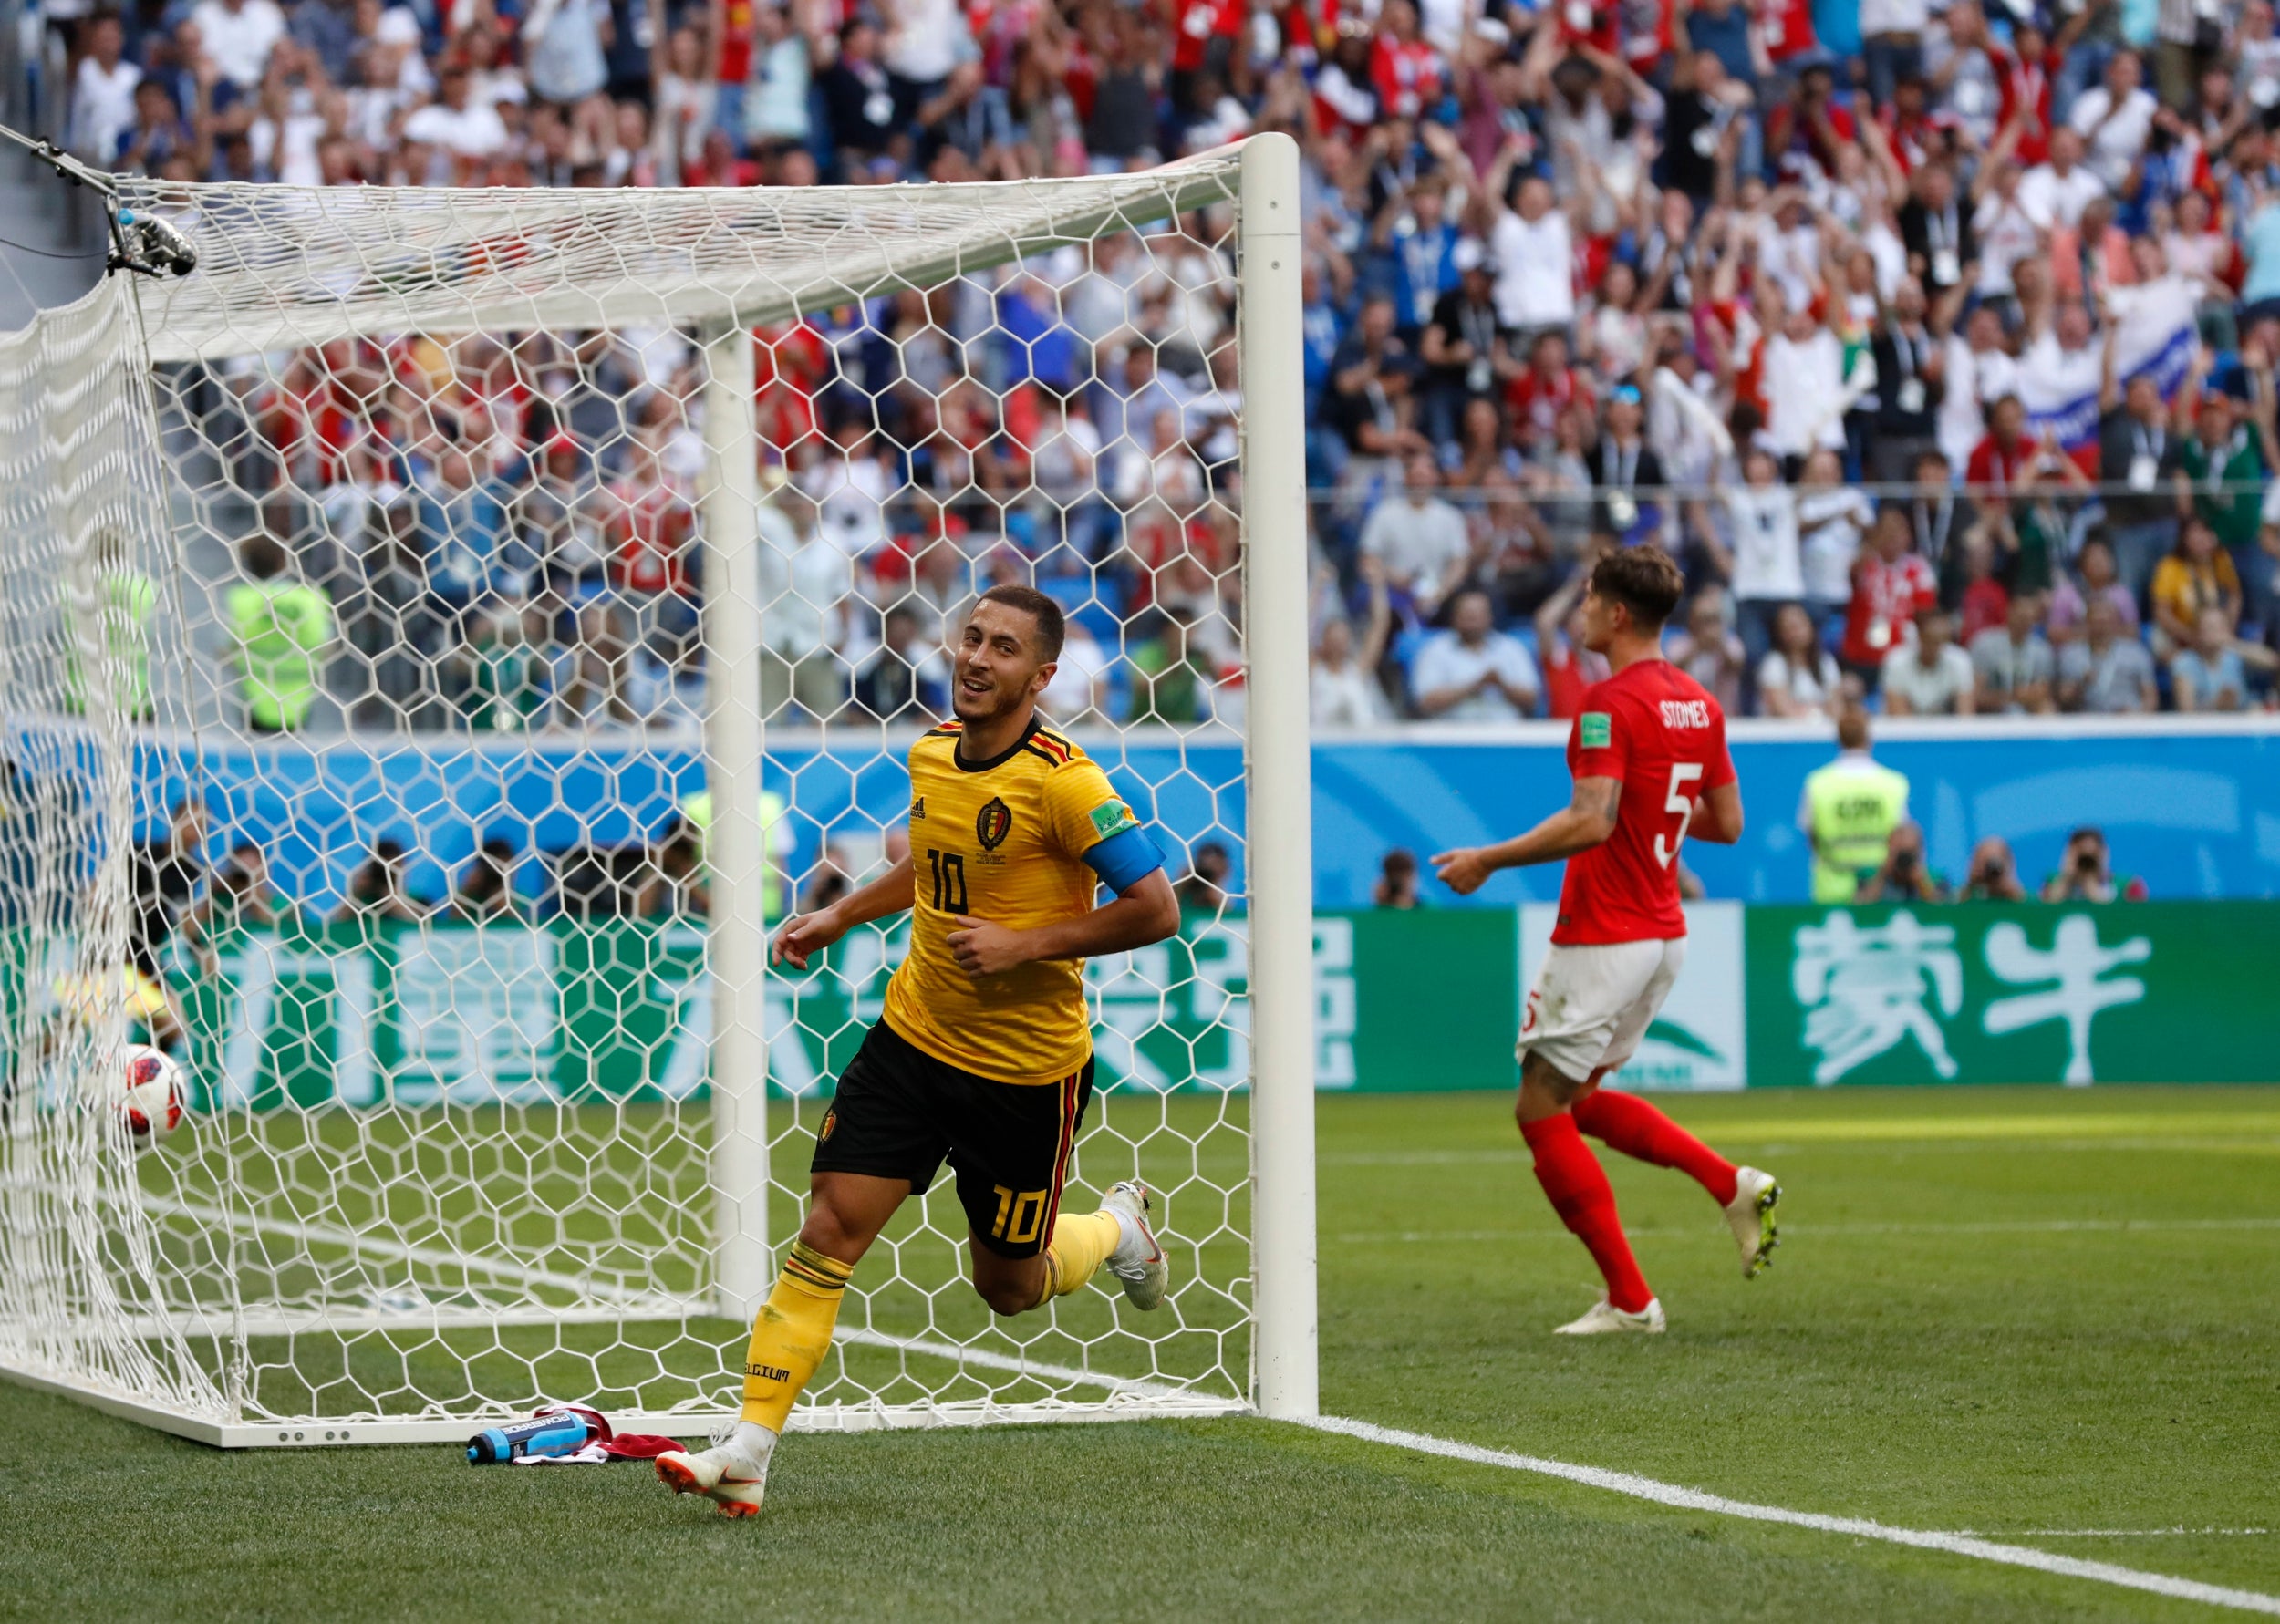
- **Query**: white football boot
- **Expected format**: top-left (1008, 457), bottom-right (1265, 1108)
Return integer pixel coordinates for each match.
top-left (1553, 1297), bottom-right (1667, 1336)
top-left (1100, 1180), bottom-right (1169, 1310)
top-left (656, 1435), bottom-right (772, 1518)
top-left (1724, 1166), bottom-right (1781, 1278)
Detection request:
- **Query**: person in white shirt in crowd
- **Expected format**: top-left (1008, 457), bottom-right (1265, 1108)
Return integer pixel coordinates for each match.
top-left (1041, 615), bottom-right (1113, 724)
top-left (1756, 601), bottom-right (1846, 719)
top-left (1311, 555), bottom-right (1394, 729)
top-left (1794, 447), bottom-right (1873, 626)
top-left (1409, 587), bottom-right (1540, 721)
top-left (1939, 303), bottom-right (2020, 471)
top-left (68, 12), bottom-right (141, 164)
top-left (400, 65), bottom-right (510, 180)
top-left (1881, 605), bottom-right (1978, 715)
top-left (1487, 171), bottom-right (1577, 339)
top-left (2068, 49), bottom-right (2159, 194)
top-left (1763, 301), bottom-right (1856, 463)
top-left (2017, 281), bottom-right (2104, 451)
top-left (755, 484), bottom-right (850, 721)
top-left (1928, 0), bottom-right (2006, 150)
top-left (1970, 590), bottom-right (2059, 713)
top-left (1358, 451), bottom-right (1472, 623)
top-left (189, 0), bottom-right (286, 93)
top-left (2017, 127), bottom-right (2108, 231)
top-left (798, 416), bottom-right (895, 564)
top-left (522, 0), bottom-right (610, 109)
top-left (1716, 444), bottom-right (1808, 670)
top-left (1971, 157), bottom-right (2043, 304)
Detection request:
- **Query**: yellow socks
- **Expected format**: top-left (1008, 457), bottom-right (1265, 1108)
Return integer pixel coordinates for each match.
top-left (738, 1241), bottom-right (854, 1432)
top-left (1037, 1208), bottom-right (1124, 1307)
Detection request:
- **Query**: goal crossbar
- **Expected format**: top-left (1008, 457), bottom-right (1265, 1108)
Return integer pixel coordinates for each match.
top-left (124, 150), bottom-right (1245, 364)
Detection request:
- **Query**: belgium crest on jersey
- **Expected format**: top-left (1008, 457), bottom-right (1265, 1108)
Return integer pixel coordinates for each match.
top-left (976, 797), bottom-right (1013, 851)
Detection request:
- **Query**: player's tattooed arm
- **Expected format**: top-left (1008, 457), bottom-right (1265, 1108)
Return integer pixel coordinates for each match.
top-left (1432, 777), bottom-right (1621, 895)
top-left (772, 853), bottom-right (917, 968)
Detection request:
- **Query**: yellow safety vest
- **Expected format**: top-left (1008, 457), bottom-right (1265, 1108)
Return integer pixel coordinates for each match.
top-left (1803, 757), bottom-right (1910, 904)
top-left (680, 788), bottom-right (787, 920)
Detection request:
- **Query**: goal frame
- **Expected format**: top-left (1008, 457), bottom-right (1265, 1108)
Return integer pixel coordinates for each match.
top-left (0, 133), bottom-right (1318, 1445)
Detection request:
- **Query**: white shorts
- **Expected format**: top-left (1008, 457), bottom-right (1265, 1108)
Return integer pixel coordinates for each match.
top-left (1516, 937), bottom-right (1687, 1084)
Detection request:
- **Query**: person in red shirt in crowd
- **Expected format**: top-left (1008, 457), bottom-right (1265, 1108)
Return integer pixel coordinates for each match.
top-left (608, 441), bottom-right (700, 657)
top-left (1955, 530), bottom-right (2012, 645)
top-left (1756, 0), bottom-right (1819, 69)
top-left (1876, 74), bottom-right (1956, 177)
top-left (1430, 546), bottom-right (1775, 1339)
top-left (1999, 9), bottom-right (2102, 168)
top-left (1966, 393), bottom-right (2039, 493)
top-left (1767, 58), bottom-right (1856, 182)
top-left (1841, 505), bottom-right (1939, 682)
top-left (1369, 0), bottom-right (1444, 119)
top-left (1551, 0), bottom-right (1622, 62)
top-left (1621, 0), bottom-right (1676, 78)
top-left (1169, 0), bottom-right (1243, 115)
top-left (1508, 331), bottom-right (1595, 453)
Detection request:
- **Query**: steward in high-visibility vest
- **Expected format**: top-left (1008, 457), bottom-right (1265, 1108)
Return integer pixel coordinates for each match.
top-left (679, 788), bottom-right (789, 921)
top-left (1798, 710), bottom-right (1910, 904)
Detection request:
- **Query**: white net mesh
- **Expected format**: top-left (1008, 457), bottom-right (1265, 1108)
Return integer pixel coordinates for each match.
top-left (0, 149), bottom-right (1280, 1442)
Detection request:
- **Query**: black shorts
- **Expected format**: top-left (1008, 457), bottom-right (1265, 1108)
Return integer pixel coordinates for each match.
top-left (809, 1019), bottom-right (1094, 1259)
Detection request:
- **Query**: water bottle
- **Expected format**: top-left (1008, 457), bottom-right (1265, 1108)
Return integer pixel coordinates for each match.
top-left (466, 1407), bottom-right (602, 1464)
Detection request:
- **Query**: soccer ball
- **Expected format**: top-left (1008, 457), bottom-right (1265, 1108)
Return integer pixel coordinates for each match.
top-left (116, 1044), bottom-right (187, 1141)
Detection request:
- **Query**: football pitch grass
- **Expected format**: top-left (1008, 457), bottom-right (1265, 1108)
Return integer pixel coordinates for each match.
top-left (4, 1083), bottom-right (2277, 1622)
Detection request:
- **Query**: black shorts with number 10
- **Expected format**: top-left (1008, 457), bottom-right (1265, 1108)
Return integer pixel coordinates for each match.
top-left (809, 1018), bottom-right (1094, 1259)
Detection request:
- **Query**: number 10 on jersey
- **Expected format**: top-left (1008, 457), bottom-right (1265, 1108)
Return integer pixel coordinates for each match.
top-left (928, 849), bottom-right (968, 912)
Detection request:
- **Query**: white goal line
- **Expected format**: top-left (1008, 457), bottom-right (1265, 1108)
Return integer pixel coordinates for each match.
top-left (1300, 1414), bottom-right (2280, 1618)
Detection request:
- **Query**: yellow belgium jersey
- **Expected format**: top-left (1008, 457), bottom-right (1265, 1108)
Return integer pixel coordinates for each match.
top-left (882, 718), bottom-right (1145, 1086)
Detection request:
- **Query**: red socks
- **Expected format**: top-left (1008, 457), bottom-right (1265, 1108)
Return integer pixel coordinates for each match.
top-left (1521, 1112), bottom-right (1653, 1313)
top-left (1572, 1089), bottom-right (1739, 1207)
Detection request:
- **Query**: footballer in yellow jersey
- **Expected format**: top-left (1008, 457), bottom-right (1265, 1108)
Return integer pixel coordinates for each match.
top-left (658, 584), bottom-right (1184, 1519)
top-left (883, 719), bottom-right (1148, 1086)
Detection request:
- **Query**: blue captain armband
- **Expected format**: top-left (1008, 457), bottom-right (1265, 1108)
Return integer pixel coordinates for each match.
top-left (1083, 825), bottom-right (1165, 893)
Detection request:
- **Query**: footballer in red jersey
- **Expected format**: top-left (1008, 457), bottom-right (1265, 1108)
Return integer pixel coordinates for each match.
top-left (1434, 547), bottom-right (1781, 1335)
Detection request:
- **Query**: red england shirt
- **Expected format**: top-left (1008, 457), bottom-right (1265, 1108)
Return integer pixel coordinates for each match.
top-left (1554, 659), bottom-right (1736, 946)
top-left (1841, 552), bottom-right (1937, 667)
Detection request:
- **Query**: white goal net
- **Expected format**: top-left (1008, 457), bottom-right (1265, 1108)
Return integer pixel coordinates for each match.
top-left (0, 135), bottom-right (1315, 1446)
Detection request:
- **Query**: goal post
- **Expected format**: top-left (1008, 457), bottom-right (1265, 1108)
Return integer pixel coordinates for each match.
top-left (1234, 135), bottom-right (1318, 1424)
top-left (0, 133), bottom-right (1318, 1445)
top-left (696, 317), bottom-right (772, 1328)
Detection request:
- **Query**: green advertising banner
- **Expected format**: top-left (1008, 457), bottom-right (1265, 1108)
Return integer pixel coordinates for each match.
top-left (129, 902), bottom-right (2276, 1110)
top-left (1741, 903), bottom-right (2280, 1087)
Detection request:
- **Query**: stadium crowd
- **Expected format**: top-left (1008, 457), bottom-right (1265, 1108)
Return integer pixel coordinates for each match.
top-left (46, 0), bottom-right (2280, 729)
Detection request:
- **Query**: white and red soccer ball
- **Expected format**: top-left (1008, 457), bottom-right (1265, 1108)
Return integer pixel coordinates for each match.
top-left (115, 1044), bottom-right (187, 1141)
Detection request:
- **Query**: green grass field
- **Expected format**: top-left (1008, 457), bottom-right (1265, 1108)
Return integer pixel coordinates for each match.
top-left (5, 1084), bottom-right (2277, 1622)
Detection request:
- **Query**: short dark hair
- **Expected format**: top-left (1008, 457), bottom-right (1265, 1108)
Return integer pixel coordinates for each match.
top-left (977, 583), bottom-right (1066, 662)
top-left (1587, 545), bottom-right (1685, 631)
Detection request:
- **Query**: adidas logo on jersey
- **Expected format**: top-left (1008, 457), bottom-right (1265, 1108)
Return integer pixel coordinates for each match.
top-left (911, 797), bottom-right (926, 821)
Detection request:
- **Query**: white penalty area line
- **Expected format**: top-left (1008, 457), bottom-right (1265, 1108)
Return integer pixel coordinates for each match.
top-left (1299, 1414), bottom-right (2280, 1618)
top-left (1940, 1529), bottom-right (2275, 1538)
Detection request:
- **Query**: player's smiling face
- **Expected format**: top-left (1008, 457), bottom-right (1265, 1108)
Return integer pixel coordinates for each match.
top-left (953, 600), bottom-right (1054, 722)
